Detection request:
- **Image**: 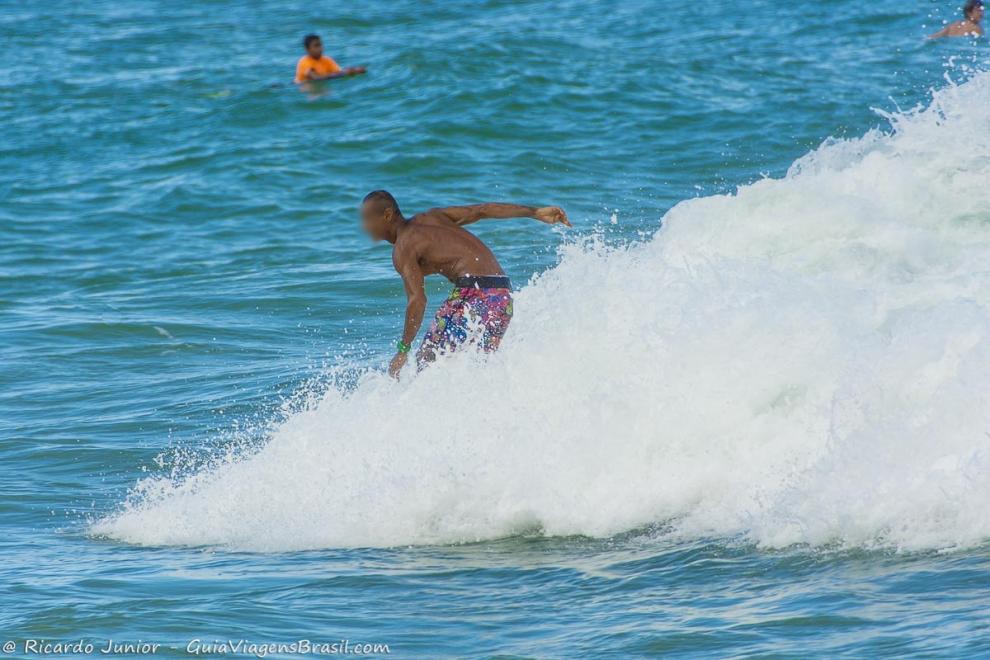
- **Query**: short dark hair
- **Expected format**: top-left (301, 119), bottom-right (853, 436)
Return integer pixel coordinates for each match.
top-left (363, 190), bottom-right (401, 216)
top-left (303, 34), bottom-right (321, 48)
top-left (965, 0), bottom-right (983, 17)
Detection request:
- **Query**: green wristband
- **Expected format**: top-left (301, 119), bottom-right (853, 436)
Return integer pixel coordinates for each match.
top-left (397, 340), bottom-right (411, 354)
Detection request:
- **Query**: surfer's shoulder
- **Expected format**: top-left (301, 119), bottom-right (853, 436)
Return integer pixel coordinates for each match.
top-left (394, 219), bottom-right (425, 249)
top-left (406, 210), bottom-right (450, 228)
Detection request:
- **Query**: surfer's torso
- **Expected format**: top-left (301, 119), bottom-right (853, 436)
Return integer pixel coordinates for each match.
top-left (392, 212), bottom-right (506, 283)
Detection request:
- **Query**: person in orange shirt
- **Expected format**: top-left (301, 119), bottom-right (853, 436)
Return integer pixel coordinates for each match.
top-left (294, 34), bottom-right (366, 83)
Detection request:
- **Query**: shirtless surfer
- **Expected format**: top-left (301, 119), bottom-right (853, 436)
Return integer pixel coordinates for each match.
top-left (358, 191), bottom-right (571, 377)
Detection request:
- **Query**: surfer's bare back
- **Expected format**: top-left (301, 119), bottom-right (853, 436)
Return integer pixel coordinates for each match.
top-left (358, 191), bottom-right (571, 377)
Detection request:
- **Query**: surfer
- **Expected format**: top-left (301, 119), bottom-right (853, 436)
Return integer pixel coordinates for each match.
top-left (359, 190), bottom-right (571, 378)
top-left (929, 0), bottom-right (984, 38)
top-left (294, 34), bottom-right (366, 83)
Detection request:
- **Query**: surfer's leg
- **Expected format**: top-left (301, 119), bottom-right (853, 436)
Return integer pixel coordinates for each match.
top-left (471, 287), bottom-right (513, 352)
top-left (416, 289), bottom-right (471, 367)
top-left (416, 287), bottom-right (512, 366)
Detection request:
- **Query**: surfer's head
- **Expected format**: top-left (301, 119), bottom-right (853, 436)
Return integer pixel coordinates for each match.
top-left (965, 0), bottom-right (984, 21)
top-left (303, 34), bottom-right (323, 59)
top-left (361, 190), bottom-right (403, 242)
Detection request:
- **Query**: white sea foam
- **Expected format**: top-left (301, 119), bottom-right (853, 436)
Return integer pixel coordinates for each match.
top-left (95, 71), bottom-right (990, 552)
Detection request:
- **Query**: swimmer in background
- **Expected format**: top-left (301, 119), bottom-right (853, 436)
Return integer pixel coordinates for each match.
top-left (294, 34), bottom-right (366, 83)
top-left (929, 0), bottom-right (984, 38)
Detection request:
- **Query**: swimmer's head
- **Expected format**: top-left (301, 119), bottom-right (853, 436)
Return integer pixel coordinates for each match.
top-left (303, 34), bottom-right (323, 59)
top-left (965, 0), bottom-right (984, 21)
top-left (361, 190), bottom-right (403, 241)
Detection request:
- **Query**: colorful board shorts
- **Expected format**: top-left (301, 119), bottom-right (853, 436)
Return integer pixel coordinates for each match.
top-left (418, 276), bottom-right (513, 362)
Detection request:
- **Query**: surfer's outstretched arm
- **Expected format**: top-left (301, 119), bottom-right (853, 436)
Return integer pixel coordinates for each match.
top-left (429, 203), bottom-right (571, 227)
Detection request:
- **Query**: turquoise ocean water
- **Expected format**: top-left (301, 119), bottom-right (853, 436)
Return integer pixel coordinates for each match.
top-left (4, 0), bottom-right (990, 656)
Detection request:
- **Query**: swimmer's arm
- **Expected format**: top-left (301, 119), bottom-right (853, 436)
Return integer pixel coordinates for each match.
top-left (928, 26), bottom-right (949, 39)
top-left (306, 66), bottom-right (367, 81)
top-left (432, 203), bottom-right (571, 227)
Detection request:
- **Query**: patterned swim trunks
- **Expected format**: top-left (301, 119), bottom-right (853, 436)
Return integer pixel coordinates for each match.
top-left (418, 277), bottom-right (513, 363)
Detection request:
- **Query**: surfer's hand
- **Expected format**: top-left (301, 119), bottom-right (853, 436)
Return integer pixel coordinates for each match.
top-left (534, 206), bottom-right (571, 227)
top-left (348, 66), bottom-right (367, 75)
top-left (388, 352), bottom-right (408, 379)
